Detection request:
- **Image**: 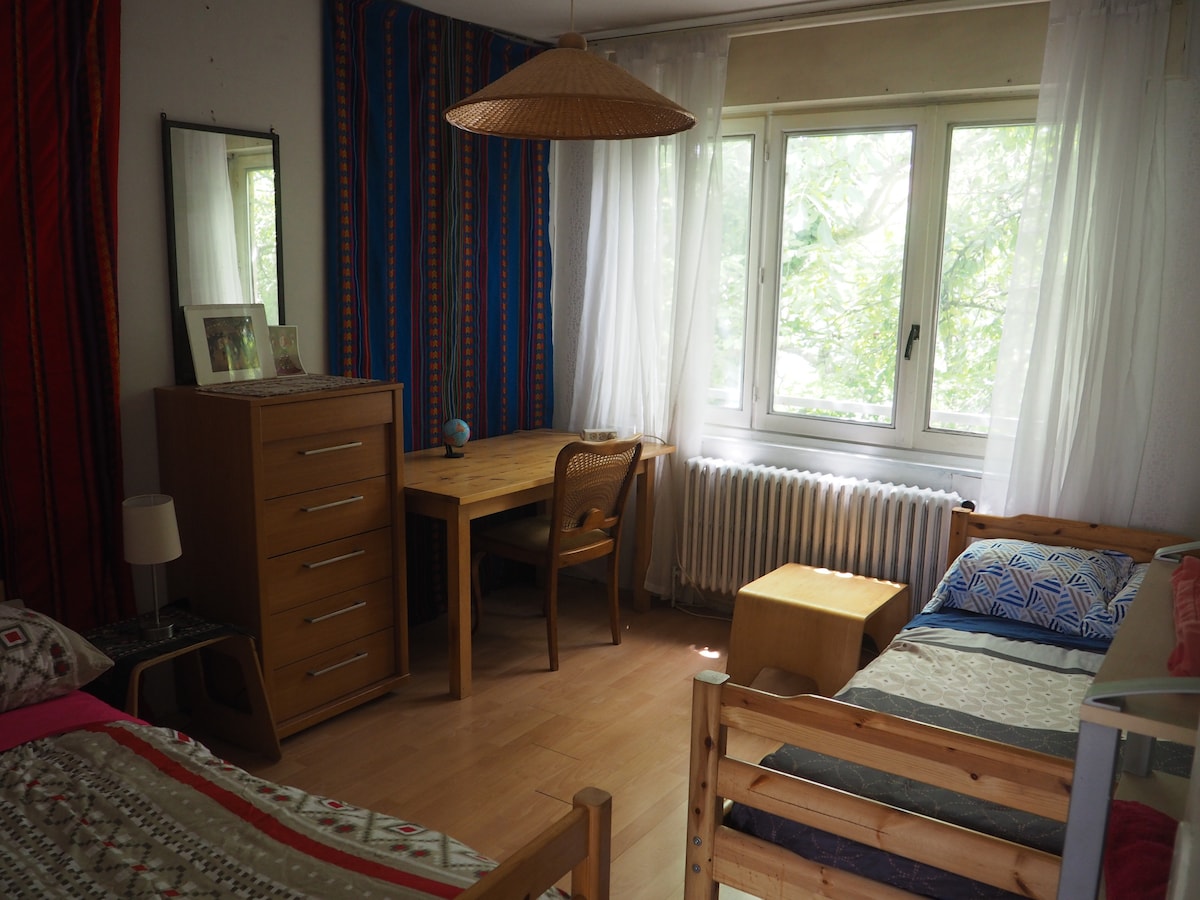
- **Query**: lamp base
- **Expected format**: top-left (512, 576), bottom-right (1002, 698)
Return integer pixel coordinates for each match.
top-left (141, 620), bottom-right (175, 641)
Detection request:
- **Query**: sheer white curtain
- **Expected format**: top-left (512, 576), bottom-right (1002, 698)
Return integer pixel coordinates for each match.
top-left (1131, 5), bottom-right (1200, 537)
top-left (176, 129), bottom-right (243, 306)
top-left (981, 0), bottom-right (1173, 523)
top-left (551, 30), bottom-right (729, 594)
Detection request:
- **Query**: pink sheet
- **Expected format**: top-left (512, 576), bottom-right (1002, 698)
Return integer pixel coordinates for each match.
top-left (0, 691), bottom-right (140, 752)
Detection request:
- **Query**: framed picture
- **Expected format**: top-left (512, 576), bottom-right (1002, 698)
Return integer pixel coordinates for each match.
top-left (269, 325), bottom-right (307, 377)
top-left (183, 304), bottom-right (276, 385)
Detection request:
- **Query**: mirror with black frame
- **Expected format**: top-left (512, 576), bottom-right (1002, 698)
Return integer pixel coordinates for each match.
top-left (161, 116), bottom-right (284, 384)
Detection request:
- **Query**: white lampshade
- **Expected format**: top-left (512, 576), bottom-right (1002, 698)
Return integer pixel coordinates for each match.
top-left (123, 494), bottom-right (183, 565)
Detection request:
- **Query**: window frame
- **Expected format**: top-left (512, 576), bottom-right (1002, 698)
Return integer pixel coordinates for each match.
top-left (716, 97), bottom-right (1038, 459)
top-left (708, 122), bottom-right (766, 428)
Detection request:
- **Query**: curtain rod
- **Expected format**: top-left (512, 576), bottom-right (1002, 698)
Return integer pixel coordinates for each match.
top-left (585, 0), bottom-right (1046, 43)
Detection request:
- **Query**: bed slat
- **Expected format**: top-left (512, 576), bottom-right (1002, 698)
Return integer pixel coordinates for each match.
top-left (720, 681), bottom-right (1074, 821)
top-left (717, 756), bottom-right (1061, 897)
top-left (713, 825), bottom-right (924, 899)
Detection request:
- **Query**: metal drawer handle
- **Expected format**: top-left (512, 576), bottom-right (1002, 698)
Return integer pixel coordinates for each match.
top-left (307, 651), bottom-right (368, 677)
top-left (300, 440), bottom-right (363, 456)
top-left (304, 600), bottom-right (368, 624)
top-left (301, 495), bottom-right (364, 513)
top-left (302, 549), bottom-right (366, 569)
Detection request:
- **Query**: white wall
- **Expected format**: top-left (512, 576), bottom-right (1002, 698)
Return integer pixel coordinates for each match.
top-left (118, 0), bottom-right (326, 497)
top-left (724, 3), bottom-right (1047, 108)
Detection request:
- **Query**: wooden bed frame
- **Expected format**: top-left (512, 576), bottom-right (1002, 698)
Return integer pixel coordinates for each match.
top-left (684, 508), bottom-right (1187, 900)
top-left (462, 786), bottom-right (611, 899)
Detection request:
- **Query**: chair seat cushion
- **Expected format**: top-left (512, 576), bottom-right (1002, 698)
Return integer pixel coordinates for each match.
top-left (479, 515), bottom-right (612, 556)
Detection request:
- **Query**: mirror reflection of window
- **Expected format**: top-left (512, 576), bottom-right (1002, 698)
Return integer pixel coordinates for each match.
top-left (173, 129), bottom-right (243, 307)
top-left (226, 143), bottom-right (279, 322)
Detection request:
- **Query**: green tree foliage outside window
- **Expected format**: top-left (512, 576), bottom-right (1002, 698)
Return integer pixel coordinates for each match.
top-left (931, 123), bottom-right (1035, 433)
top-left (773, 129), bottom-right (913, 425)
top-left (248, 167), bottom-right (279, 321)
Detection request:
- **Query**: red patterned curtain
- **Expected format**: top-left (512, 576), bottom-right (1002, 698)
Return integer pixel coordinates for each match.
top-left (324, 0), bottom-right (553, 452)
top-left (0, 0), bottom-right (132, 630)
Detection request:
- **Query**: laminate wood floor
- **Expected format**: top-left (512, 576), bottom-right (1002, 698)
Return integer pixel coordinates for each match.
top-left (233, 578), bottom-right (766, 899)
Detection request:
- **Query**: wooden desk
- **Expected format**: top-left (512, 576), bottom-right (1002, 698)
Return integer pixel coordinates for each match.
top-left (404, 430), bottom-right (674, 699)
top-left (1059, 558), bottom-right (1200, 899)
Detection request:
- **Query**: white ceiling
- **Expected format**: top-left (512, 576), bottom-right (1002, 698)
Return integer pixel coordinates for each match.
top-left (407, 0), bottom-right (877, 43)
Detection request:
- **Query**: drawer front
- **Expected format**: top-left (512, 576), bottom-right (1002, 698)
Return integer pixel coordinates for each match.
top-left (272, 628), bottom-right (396, 723)
top-left (259, 391), bottom-right (393, 443)
top-left (265, 528), bottom-right (393, 614)
top-left (264, 475), bottom-right (392, 557)
top-left (270, 579), bottom-right (395, 668)
top-left (261, 425), bottom-right (389, 499)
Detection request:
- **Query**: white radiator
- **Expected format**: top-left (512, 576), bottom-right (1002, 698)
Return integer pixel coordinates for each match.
top-left (679, 457), bottom-right (964, 616)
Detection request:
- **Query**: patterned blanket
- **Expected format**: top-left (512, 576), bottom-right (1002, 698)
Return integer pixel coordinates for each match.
top-left (0, 721), bottom-right (566, 898)
top-left (727, 618), bottom-right (1192, 899)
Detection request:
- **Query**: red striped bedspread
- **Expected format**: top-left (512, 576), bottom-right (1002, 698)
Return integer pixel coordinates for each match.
top-left (0, 720), bottom-right (566, 898)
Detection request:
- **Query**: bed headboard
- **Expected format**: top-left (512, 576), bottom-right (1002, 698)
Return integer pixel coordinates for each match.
top-left (946, 508), bottom-right (1191, 566)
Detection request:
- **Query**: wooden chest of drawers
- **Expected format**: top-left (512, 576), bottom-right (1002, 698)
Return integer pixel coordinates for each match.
top-left (155, 382), bottom-right (407, 738)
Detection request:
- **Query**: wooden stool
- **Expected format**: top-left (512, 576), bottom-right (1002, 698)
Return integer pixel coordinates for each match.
top-left (727, 564), bottom-right (910, 695)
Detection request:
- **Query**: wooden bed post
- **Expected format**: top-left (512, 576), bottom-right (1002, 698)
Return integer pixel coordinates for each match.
top-left (945, 506), bottom-right (973, 568)
top-left (459, 786), bottom-right (612, 899)
top-left (685, 670), bottom-right (728, 900)
top-left (571, 787), bottom-right (612, 900)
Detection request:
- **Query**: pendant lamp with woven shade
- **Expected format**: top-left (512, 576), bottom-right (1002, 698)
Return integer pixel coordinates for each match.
top-left (444, 30), bottom-right (696, 140)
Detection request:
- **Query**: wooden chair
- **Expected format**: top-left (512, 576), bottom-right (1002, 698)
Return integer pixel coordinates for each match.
top-left (470, 437), bottom-right (643, 671)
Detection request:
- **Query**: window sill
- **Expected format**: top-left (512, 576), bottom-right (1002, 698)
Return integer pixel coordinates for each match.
top-left (699, 424), bottom-right (983, 499)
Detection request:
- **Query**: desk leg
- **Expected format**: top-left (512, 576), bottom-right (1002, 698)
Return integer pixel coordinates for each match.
top-left (447, 507), bottom-right (472, 700)
top-left (1058, 719), bottom-right (1120, 900)
top-left (632, 457), bottom-right (658, 614)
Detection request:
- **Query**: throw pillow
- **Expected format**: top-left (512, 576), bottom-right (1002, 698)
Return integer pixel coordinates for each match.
top-left (0, 606), bottom-right (113, 713)
top-left (924, 538), bottom-right (1135, 637)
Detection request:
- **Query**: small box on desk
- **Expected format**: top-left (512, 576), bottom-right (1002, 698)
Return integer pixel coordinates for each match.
top-left (579, 428), bottom-right (618, 441)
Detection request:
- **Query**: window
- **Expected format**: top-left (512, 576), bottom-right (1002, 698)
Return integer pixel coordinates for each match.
top-left (930, 121), bottom-right (1035, 434)
top-left (713, 100), bottom-right (1036, 456)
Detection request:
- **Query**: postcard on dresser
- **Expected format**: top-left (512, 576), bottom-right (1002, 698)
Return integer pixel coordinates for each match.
top-left (269, 325), bottom-right (306, 377)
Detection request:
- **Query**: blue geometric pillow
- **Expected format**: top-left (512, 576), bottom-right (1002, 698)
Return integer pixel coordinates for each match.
top-left (924, 539), bottom-right (1136, 637)
top-left (1079, 563), bottom-right (1148, 640)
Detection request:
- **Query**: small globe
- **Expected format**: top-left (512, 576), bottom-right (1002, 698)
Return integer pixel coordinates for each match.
top-left (442, 418), bottom-right (471, 450)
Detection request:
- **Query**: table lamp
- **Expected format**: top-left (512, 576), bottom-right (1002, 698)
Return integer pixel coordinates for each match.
top-left (123, 494), bottom-right (183, 640)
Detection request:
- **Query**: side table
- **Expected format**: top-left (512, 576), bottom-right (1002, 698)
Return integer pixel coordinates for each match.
top-left (1058, 558), bottom-right (1200, 899)
top-left (85, 605), bottom-right (281, 761)
top-left (726, 564), bottom-right (910, 695)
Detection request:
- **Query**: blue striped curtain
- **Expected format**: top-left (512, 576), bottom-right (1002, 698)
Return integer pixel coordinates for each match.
top-left (325, 0), bottom-right (554, 452)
